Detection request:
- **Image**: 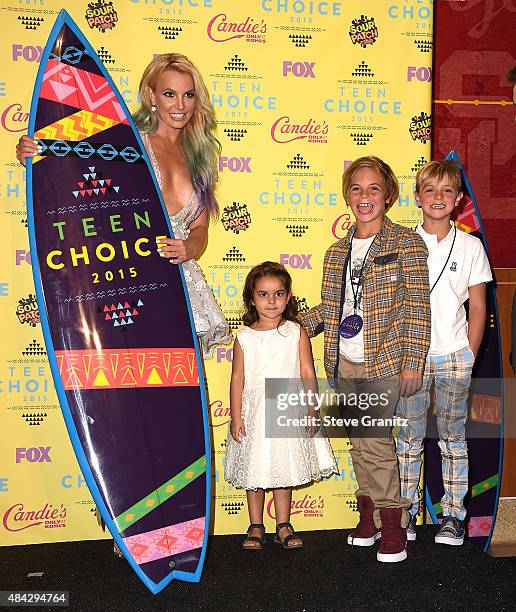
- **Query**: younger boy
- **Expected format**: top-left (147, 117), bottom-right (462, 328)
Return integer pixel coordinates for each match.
top-left (396, 159), bottom-right (492, 545)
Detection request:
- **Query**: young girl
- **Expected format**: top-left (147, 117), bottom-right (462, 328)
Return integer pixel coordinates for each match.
top-left (224, 262), bottom-right (337, 550)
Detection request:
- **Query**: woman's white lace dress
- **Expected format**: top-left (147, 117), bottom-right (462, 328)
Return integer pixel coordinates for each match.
top-left (142, 133), bottom-right (232, 358)
top-left (224, 321), bottom-right (337, 490)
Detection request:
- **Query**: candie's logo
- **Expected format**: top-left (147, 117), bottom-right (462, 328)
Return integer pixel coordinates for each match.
top-left (267, 494), bottom-right (325, 519)
top-left (409, 111), bottom-right (431, 143)
top-left (1, 103), bottom-right (28, 133)
top-left (271, 116), bottom-right (328, 144)
top-left (209, 400), bottom-right (231, 427)
top-left (207, 14), bottom-right (267, 43)
top-left (349, 15), bottom-right (378, 47)
top-left (85, 0), bottom-right (118, 33)
top-left (2, 503), bottom-right (67, 532)
top-left (332, 213), bottom-right (354, 239)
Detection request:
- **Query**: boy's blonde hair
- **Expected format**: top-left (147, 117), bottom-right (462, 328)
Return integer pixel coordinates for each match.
top-left (342, 156), bottom-right (399, 210)
top-left (415, 160), bottom-right (462, 194)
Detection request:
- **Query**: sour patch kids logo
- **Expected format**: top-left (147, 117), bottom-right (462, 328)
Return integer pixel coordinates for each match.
top-left (85, 0), bottom-right (118, 33)
top-left (349, 15), bottom-right (378, 47)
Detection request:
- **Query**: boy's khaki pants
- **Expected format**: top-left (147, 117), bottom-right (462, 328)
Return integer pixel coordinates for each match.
top-left (338, 357), bottom-right (410, 527)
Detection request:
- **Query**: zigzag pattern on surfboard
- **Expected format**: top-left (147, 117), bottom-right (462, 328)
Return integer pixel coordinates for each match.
top-left (45, 198), bottom-right (151, 214)
top-left (61, 283), bottom-right (169, 302)
top-left (455, 196), bottom-right (481, 233)
top-left (35, 109), bottom-right (118, 141)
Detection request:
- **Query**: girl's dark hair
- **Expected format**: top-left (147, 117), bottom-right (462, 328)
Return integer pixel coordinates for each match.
top-left (242, 261), bottom-right (298, 327)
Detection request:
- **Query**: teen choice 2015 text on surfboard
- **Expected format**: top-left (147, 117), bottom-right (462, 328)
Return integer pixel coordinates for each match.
top-left (26, 10), bottom-right (211, 595)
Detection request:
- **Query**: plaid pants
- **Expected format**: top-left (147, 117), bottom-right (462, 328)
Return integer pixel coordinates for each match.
top-left (396, 346), bottom-right (474, 520)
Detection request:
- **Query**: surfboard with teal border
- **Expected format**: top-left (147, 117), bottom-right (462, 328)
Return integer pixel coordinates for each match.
top-left (424, 150), bottom-right (504, 551)
top-left (26, 10), bottom-right (210, 594)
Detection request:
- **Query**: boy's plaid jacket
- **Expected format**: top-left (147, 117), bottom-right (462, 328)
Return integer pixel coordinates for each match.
top-left (299, 216), bottom-right (431, 382)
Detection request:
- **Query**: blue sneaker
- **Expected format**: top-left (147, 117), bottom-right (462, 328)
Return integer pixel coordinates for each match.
top-left (435, 516), bottom-right (465, 546)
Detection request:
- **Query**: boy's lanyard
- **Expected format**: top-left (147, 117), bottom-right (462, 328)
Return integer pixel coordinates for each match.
top-left (429, 225), bottom-right (456, 295)
top-left (339, 232), bottom-right (377, 340)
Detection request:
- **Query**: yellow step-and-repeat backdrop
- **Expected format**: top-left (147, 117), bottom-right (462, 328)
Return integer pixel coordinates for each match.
top-left (0, 0), bottom-right (432, 545)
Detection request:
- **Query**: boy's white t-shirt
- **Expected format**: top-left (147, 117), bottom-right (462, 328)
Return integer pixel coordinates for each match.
top-left (416, 222), bottom-right (492, 357)
top-left (339, 235), bottom-right (376, 363)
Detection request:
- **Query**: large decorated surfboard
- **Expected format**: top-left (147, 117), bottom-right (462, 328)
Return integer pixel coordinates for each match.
top-left (424, 150), bottom-right (503, 552)
top-left (26, 10), bottom-right (210, 594)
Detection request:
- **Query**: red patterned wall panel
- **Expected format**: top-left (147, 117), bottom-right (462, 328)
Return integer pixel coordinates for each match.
top-left (433, 0), bottom-right (516, 267)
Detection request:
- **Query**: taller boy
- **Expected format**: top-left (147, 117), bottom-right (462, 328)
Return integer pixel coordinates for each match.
top-left (299, 156), bottom-right (431, 562)
top-left (396, 160), bottom-right (492, 545)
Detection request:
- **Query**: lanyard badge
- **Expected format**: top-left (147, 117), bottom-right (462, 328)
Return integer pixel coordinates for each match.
top-left (339, 233), bottom-right (376, 340)
top-left (339, 313), bottom-right (363, 339)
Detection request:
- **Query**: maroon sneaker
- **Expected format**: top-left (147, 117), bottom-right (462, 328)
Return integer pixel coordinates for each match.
top-left (347, 495), bottom-right (381, 547)
top-left (377, 507), bottom-right (407, 562)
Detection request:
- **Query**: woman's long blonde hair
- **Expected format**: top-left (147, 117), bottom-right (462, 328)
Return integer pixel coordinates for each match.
top-left (133, 53), bottom-right (220, 219)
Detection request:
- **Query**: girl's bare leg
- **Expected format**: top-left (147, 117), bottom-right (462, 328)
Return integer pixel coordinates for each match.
top-left (244, 489), bottom-right (265, 548)
top-left (273, 487), bottom-right (302, 546)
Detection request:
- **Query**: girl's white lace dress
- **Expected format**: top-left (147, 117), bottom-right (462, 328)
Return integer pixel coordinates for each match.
top-left (224, 320), bottom-right (337, 489)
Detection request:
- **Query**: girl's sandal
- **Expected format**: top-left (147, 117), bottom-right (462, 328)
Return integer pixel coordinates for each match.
top-left (242, 523), bottom-right (266, 551)
top-left (274, 522), bottom-right (303, 549)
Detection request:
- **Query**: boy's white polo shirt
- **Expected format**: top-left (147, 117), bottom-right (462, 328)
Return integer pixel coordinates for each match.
top-left (416, 222), bottom-right (492, 357)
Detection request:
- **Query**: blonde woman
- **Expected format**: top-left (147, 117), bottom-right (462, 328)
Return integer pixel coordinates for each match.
top-left (17, 53), bottom-right (231, 358)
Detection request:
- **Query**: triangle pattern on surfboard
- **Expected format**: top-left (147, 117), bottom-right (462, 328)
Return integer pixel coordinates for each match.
top-left (70, 165), bottom-right (119, 199)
